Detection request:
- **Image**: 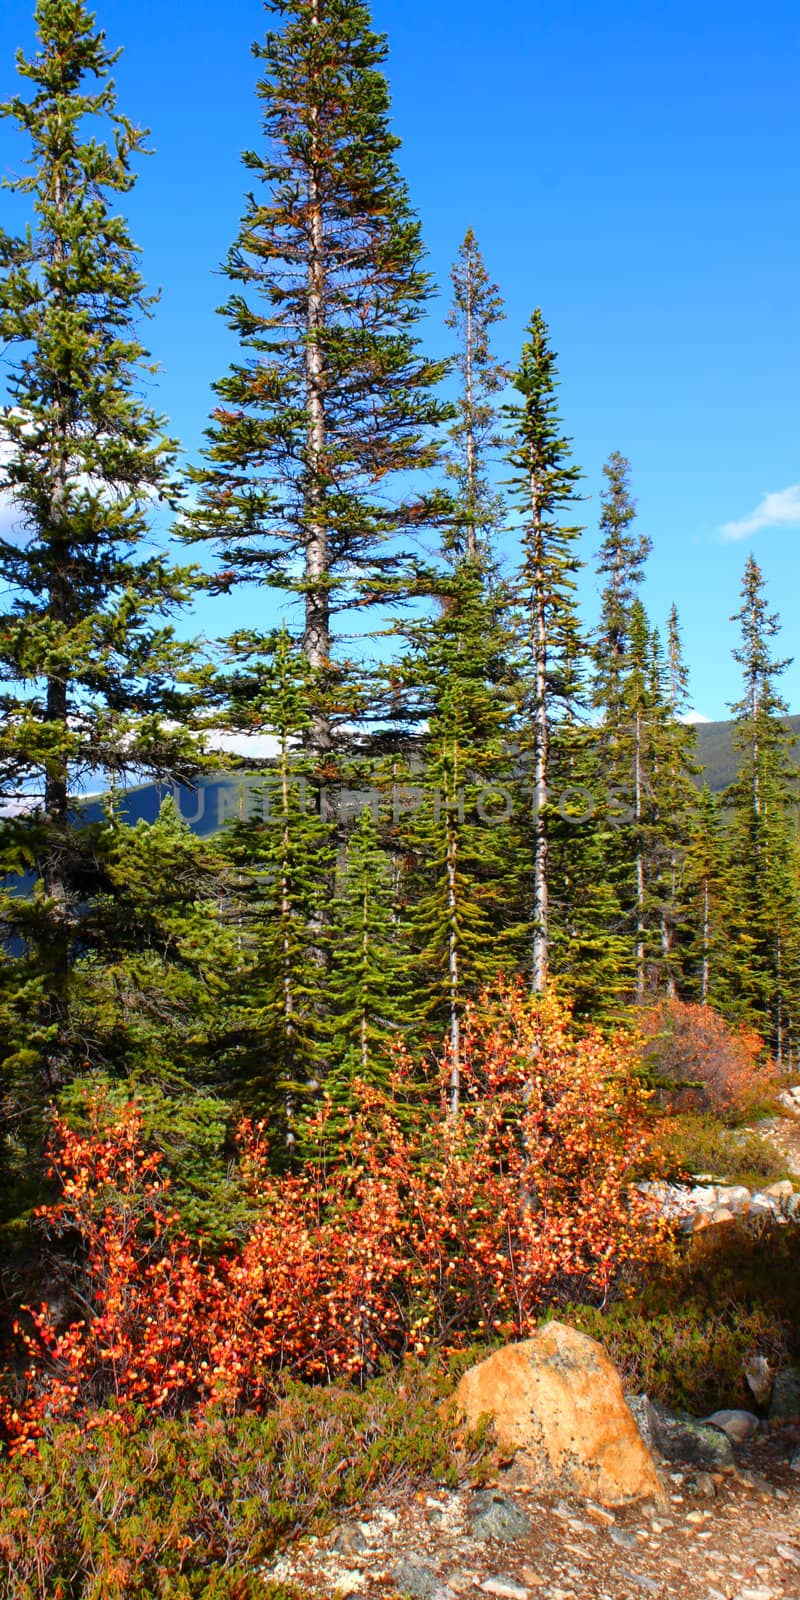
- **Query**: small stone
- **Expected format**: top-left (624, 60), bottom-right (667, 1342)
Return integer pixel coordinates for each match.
top-left (617, 1573), bottom-right (660, 1593)
top-left (520, 1571), bottom-right (545, 1589)
top-left (735, 1589), bottom-right (774, 1600)
top-left (745, 1354), bottom-right (775, 1407)
top-left (390, 1557), bottom-right (447, 1599)
top-left (479, 1579), bottom-right (529, 1599)
top-left (686, 1509), bottom-right (709, 1524)
top-left (467, 1490), bottom-right (532, 1544)
top-left (331, 1524), bottom-right (368, 1557)
top-left (777, 1545), bottom-right (800, 1566)
top-left (692, 1472), bottom-right (717, 1496)
top-left (586, 1502), bottom-right (616, 1526)
top-left (703, 1409), bottom-right (760, 1444)
top-left (764, 1180), bottom-right (795, 1199)
top-left (609, 1527), bottom-right (639, 1549)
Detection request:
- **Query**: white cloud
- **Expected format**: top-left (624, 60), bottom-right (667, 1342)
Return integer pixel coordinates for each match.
top-left (680, 711), bottom-right (712, 724)
top-left (203, 730), bottom-right (282, 761)
top-left (721, 485), bottom-right (800, 542)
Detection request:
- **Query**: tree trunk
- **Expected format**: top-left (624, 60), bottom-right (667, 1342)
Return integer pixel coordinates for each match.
top-left (634, 706), bottom-right (645, 1004)
top-left (530, 517), bottom-right (549, 995)
top-left (303, 0), bottom-right (331, 760)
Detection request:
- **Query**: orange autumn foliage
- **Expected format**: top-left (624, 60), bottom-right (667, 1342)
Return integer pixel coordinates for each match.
top-left (2, 987), bottom-right (657, 1452)
top-left (638, 998), bottom-right (776, 1117)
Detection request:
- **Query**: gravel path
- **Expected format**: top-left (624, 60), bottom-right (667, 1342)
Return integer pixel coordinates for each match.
top-left (260, 1429), bottom-right (800, 1600)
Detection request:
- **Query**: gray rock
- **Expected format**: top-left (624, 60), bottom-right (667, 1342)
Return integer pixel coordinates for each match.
top-left (626, 1393), bottom-right (658, 1454)
top-left (717, 1185), bottom-right (752, 1213)
top-left (467, 1490), bottom-right (532, 1544)
top-left (703, 1408), bottom-right (760, 1444)
top-left (768, 1367), bottom-right (800, 1423)
top-left (390, 1557), bottom-right (453, 1600)
top-left (632, 1397), bottom-right (735, 1470)
top-left (609, 1527), bottom-right (639, 1549)
top-left (331, 1524), bottom-right (368, 1557)
top-left (745, 1355), bottom-right (774, 1408)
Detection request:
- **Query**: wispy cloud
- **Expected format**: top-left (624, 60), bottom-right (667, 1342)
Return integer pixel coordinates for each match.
top-left (721, 484), bottom-right (800, 542)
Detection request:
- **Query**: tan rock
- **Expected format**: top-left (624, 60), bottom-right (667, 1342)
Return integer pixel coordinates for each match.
top-left (454, 1321), bottom-right (663, 1507)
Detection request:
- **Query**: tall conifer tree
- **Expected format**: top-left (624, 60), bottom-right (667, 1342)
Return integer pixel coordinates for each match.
top-left (190, 0), bottom-right (450, 761)
top-left (724, 557), bottom-right (800, 1059)
top-left (0, 0), bottom-right (197, 1130)
top-left (444, 230), bottom-right (507, 562)
top-left (504, 311), bottom-right (583, 992)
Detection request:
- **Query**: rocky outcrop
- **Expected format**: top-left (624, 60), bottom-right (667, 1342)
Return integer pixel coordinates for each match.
top-left (767, 1367), bottom-right (800, 1423)
top-left (454, 1321), bottom-right (663, 1506)
top-left (626, 1395), bottom-right (735, 1470)
top-left (637, 1177), bottom-right (799, 1232)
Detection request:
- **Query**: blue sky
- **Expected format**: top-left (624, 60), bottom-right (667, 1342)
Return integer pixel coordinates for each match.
top-left (1, 0), bottom-right (798, 718)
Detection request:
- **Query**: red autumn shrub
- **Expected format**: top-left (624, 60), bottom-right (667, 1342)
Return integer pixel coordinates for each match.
top-left (638, 998), bottom-right (775, 1118)
top-left (2, 986), bottom-right (657, 1451)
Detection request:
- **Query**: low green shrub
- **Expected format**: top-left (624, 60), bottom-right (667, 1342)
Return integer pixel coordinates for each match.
top-left (652, 1112), bottom-right (789, 1189)
top-left (564, 1218), bottom-right (800, 1414)
top-left (0, 1361), bottom-right (483, 1599)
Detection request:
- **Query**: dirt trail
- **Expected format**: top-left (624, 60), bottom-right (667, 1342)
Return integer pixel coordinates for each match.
top-left (261, 1432), bottom-right (800, 1600)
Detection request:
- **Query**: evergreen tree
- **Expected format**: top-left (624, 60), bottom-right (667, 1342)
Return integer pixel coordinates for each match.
top-left (444, 229), bottom-right (507, 562)
top-left (215, 627), bottom-right (337, 1141)
top-left (189, 0), bottom-right (450, 761)
top-left (396, 559), bottom-right (520, 1108)
top-left (724, 557), bottom-right (800, 1060)
top-left (654, 605), bottom-right (698, 996)
top-left (326, 804), bottom-right (413, 1104)
top-left (504, 311), bottom-right (583, 992)
top-left (592, 452), bottom-right (651, 736)
top-left (684, 783), bottom-right (728, 1007)
top-left (64, 799), bottom-right (240, 1086)
top-left (0, 0), bottom-right (197, 1146)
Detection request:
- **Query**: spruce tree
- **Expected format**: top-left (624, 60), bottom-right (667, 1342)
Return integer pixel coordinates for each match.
top-left (215, 627), bottom-right (336, 1140)
top-left (655, 605), bottom-right (698, 996)
top-left (189, 0), bottom-right (450, 761)
top-left (684, 783), bottom-right (728, 1007)
top-left (326, 804), bottom-right (413, 1104)
top-left (724, 557), bottom-right (800, 1060)
top-left (0, 0), bottom-right (197, 1139)
top-left (504, 311), bottom-right (583, 992)
top-left (444, 230), bottom-right (507, 562)
top-left (592, 452), bottom-right (651, 736)
top-left (396, 558), bottom-right (519, 1108)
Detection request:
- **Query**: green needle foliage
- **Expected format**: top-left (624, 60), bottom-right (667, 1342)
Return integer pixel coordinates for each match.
top-left (504, 310), bottom-right (584, 993)
top-left (325, 803), bottom-right (415, 1113)
top-left (188, 0), bottom-right (451, 759)
top-left (0, 0), bottom-right (200, 1171)
top-left (444, 229), bottom-right (508, 562)
top-left (723, 557), bottom-right (800, 1059)
top-left (214, 627), bottom-right (337, 1142)
top-left (396, 558), bottom-right (520, 1107)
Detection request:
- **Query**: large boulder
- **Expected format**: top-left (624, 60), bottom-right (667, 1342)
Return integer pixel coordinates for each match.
top-left (454, 1321), bottom-right (662, 1507)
